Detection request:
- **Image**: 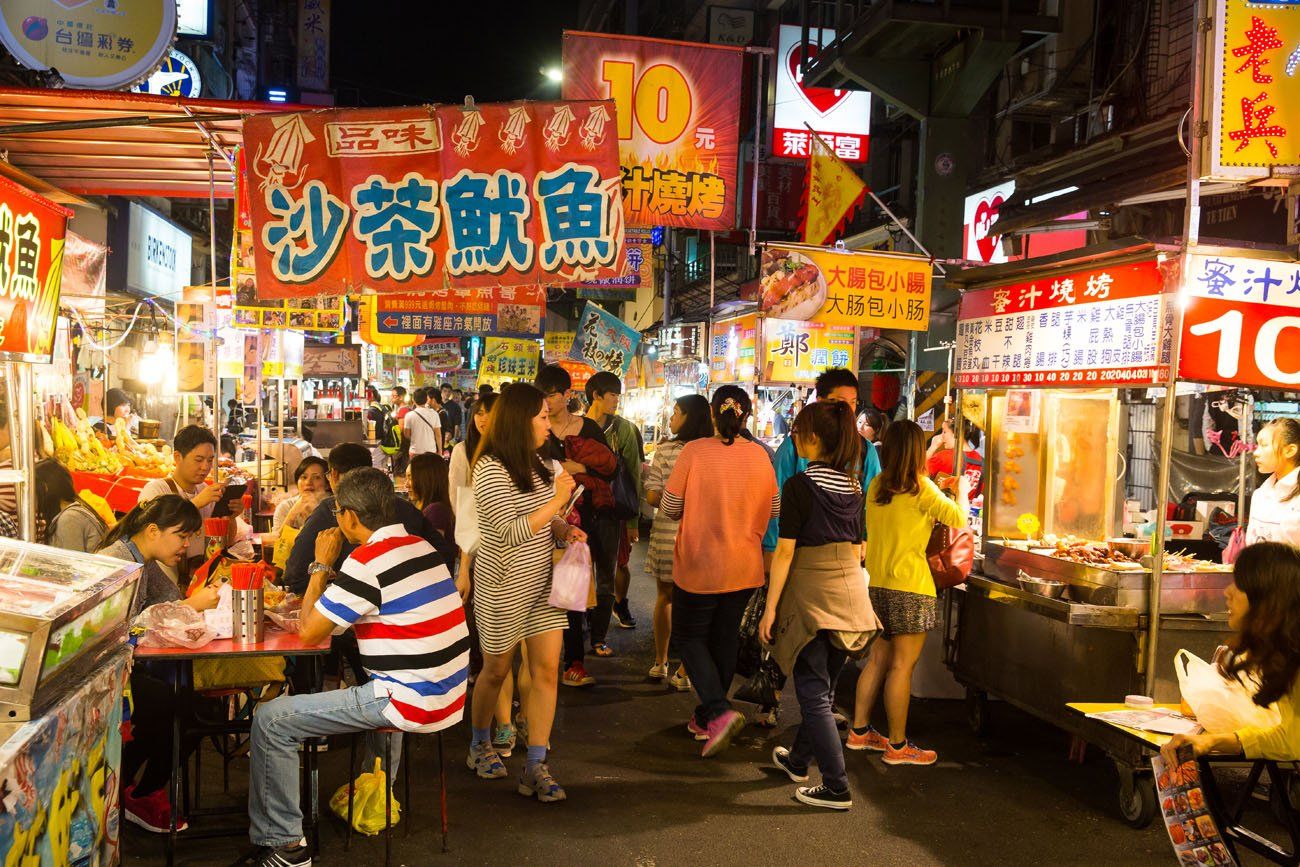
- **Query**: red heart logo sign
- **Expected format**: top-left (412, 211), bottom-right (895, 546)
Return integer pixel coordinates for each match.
top-left (787, 43), bottom-right (851, 116)
top-left (973, 195), bottom-right (1004, 263)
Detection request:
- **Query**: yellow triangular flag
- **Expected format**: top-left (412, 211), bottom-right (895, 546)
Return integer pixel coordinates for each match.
top-left (802, 132), bottom-right (868, 246)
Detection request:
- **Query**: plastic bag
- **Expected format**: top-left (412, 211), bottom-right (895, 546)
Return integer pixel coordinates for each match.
top-left (735, 587), bottom-right (767, 679)
top-left (266, 593), bottom-right (302, 633)
top-left (455, 486), bottom-right (480, 556)
top-left (1174, 648), bottom-right (1281, 734)
top-left (329, 758), bottom-right (399, 835)
top-left (1222, 526), bottom-right (1247, 565)
top-left (548, 541), bottom-right (592, 612)
top-left (135, 602), bottom-right (216, 649)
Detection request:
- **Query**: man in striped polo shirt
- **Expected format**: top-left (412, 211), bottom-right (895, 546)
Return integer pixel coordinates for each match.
top-left (237, 468), bottom-right (469, 867)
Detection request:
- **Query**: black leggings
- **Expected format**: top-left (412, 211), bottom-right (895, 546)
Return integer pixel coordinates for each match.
top-left (123, 667), bottom-right (197, 796)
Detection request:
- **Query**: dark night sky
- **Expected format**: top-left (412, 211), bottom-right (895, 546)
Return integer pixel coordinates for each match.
top-left (331, 1), bottom-right (584, 107)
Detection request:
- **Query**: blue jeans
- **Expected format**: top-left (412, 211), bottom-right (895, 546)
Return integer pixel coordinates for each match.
top-left (788, 632), bottom-right (849, 792)
top-left (249, 684), bottom-right (402, 848)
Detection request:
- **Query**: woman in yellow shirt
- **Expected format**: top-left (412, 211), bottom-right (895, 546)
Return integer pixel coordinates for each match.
top-left (1162, 541), bottom-right (1300, 764)
top-left (848, 420), bottom-right (969, 766)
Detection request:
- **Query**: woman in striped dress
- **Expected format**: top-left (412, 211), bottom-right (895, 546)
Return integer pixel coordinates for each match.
top-left (468, 383), bottom-right (587, 802)
top-left (644, 394), bottom-right (712, 689)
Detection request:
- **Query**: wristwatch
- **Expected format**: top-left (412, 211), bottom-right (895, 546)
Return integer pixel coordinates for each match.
top-left (308, 561), bottom-right (334, 579)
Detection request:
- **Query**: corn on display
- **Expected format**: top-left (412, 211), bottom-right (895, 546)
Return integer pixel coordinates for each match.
top-left (46, 413), bottom-right (173, 477)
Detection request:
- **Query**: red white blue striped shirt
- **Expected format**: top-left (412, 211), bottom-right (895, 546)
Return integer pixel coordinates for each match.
top-left (315, 524), bottom-right (469, 733)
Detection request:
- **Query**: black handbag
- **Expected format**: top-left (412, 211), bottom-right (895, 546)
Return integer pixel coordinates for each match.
top-left (735, 587), bottom-right (766, 679)
top-left (734, 652), bottom-right (782, 707)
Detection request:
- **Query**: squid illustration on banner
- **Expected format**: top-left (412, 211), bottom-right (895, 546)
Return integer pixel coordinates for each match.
top-left (242, 102), bottom-right (627, 300)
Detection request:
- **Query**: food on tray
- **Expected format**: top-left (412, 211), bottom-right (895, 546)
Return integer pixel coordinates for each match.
top-left (760, 250), bottom-right (827, 319)
top-left (1049, 540), bottom-right (1138, 566)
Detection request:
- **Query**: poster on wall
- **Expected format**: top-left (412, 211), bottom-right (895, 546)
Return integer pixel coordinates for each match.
top-left (576, 227), bottom-right (654, 301)
top-left (563, 31), bottom-right (744, 231)
top-left (242, 102), bottom-right (626, 300)
top-left (771, 24), bottom-right (871, 163)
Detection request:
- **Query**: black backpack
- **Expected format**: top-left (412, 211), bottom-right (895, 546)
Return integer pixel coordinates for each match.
top-left (604, 418), bottom-right (640, 521)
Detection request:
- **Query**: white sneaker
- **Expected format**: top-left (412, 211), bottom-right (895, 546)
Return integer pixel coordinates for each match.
top-left (669, 670), bottom-right (692, 692)
top-left (648, 663), bottom-right (668, 680)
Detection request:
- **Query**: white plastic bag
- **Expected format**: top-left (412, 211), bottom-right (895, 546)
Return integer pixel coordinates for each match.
top-left (455, 486), bottom-right (480, 556)
top-left (135, 602), bottom-right (216, 649)
top-left (202, 583), bottom-right (234, 639)
top-left (548, 541), bottom-right (592, 612)
top-left (1174, 648), bottom-right (1281, 734)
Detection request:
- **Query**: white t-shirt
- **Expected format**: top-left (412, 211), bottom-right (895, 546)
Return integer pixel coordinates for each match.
top-left (403, 406), bottom-right (443, 456)
top-left (1247, 467), bottom-right (1300, 546)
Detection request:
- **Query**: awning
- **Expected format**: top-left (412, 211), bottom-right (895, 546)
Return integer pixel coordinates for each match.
top-left (0, 87), bottom-right (307, 199)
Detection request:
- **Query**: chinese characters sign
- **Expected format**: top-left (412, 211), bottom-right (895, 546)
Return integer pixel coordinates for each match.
top-left (1181, 253), bottom-right (1300, 388)
top-left (772, 25), bottom-right (871, 163)
top-left (544, 331), bottom-right (576, 360)
top-left (563, 31), bottom-right (743, 231)
top-left (478, 337), bottom-right (539, 389)
top-left (577, 227), bottom-right (654, 301)
top-left (0, 177), bottom-right (69, 363)
top-left (296, 0), bottom-right (329, 93)
top-left (414, 338), bottom-right (462, 373)
top-left (1210, 0), bottom-right (1300, 176)
top-left (709, 314), bottom-right (757, 384)
top-left (571, 301), bottom-right (641, 377)
top-left (955, 260), bottom-right (1172, 388)
top-left (0, 0), bottom-right (175, 90)
top-left (763, 319), bottom-right (857, 384)
top-left (242, 102), bottom-right (626, 300)
top-left (760, 245), bottom-right (931, 330)
top-left (374, 285), bottom-right (545, 337)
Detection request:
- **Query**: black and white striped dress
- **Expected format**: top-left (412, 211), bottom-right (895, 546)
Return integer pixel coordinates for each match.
top-left (471, 455), bottom-right (569, 654)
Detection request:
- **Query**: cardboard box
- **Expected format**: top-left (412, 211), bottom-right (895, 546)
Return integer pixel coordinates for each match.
top-left (1168, 520), bottom-right (1207, 539)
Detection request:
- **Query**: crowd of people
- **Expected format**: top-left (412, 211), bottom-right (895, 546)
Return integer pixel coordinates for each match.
top-left (25, 368), bottom-right (1300, 867)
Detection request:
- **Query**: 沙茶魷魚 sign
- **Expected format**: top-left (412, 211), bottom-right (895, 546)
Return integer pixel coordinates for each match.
top-left (571, 301), bottom-right (640, 376)
top-left (760, 244), bottom-right (931, 331)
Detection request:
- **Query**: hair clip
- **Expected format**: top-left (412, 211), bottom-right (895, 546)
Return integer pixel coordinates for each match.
top-left (720, 397), bottom-right (744, 416)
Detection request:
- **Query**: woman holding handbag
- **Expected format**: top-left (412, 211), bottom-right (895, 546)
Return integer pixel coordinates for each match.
top-left (758, 401), bottom-right (880, 810)
top-left (849, 420), bottom-right (968, 766)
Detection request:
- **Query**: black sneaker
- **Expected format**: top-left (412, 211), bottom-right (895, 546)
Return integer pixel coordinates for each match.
top-left (771, 746), bottom-right (809, 783)
top-left (230, 843), bottom-right (312, 866)
top-left (612, 599), bottom-right (637, 629)
top-left (795, 784), bottom-right (853, 811)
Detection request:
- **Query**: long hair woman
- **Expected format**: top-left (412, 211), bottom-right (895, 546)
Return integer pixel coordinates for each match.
top-left (1246, 418), bottom-right (1300, 547)
top-left (409, 451), bottom-right (455, 554)
top-left (850, 420), bottom-right (968, 766)
top-left (644, 394), bottom-right (712, 690)
top-left (99, 495), bottom-right (215, 834)
top-left (760, 400), bottom-right (879, 809)
top-left (1163, 541), bottom-right (1300, 763)
top-left (36, 458), bottom-right (107, 552)
top-left (660, 385), bottom-right (779, 758)
top-left (467, 383), bottom-right (586, 801)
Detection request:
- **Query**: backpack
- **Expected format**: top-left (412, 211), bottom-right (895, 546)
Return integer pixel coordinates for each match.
top-left (604, 417), bottom-right (640, 521)
top-left (375, 406), bottom-right (403, 456)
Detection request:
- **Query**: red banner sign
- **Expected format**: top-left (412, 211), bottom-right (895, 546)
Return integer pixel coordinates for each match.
top-left (563, 31), bottom-right (743, 231)
top-left (374, 285), bottom-right (546, 337)
top-left (1180, 253), bottom-right (1300, 388)
top-left (0, 177), bottom-right (70, 363)
top-left (242, 103), bottom-right (626, 300)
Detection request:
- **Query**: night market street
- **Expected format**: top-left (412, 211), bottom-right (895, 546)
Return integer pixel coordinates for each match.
top-left (123, 545), bottom-right (1173, 867)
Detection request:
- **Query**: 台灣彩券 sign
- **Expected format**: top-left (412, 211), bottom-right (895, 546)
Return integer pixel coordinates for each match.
top-left (709, 314), bottom-right (758, 384)
top-left (374, 285), bottom-right (546, 337)
top-left (1210, 0), bottom-right (1300, 177)
top-left (478, 337), bottom-right (540, 388)
top-left (760, 245), bottom-right (931, 330)
top-left (571, 301), bottom-right (640, 376)
top-left (955, 259), bottom-right (1172, 388)
top-left (1180, 253), bottom-right (1300, 389)
top-left (242, 102), bottom-right (626, 300)
top-left (0, 177), bottom-right (70, 364)
top-left (576, 228), bottom-right (654, 301)
top-left (763, 319), bottom-right (857, 384)
top-left (563, 31), bottom-right (743, 231)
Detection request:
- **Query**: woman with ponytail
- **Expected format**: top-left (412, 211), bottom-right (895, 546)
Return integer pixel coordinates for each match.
top-left (759, 400), bottom-right (879, 810)
top-left (659, 386), bottom-right (779, 758)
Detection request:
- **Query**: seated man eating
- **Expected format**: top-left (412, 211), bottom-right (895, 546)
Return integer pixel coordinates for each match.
top-left (236, 467), bottom-right (470, 867)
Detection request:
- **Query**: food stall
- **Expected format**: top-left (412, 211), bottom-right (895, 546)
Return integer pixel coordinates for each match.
top-left (0, 540), bottom-right (141, 867)
top-left (943, 246), bottom-right (1251, 825)
top-left (623, 325), bottom-right (706, 451)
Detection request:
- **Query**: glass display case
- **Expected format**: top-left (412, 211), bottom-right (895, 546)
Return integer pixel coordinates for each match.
top-left (0, 539), bottom-right (140, 725)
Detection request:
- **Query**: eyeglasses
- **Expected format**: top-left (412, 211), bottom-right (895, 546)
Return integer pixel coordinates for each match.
top-left (331, 504), bottom-right (352, 517)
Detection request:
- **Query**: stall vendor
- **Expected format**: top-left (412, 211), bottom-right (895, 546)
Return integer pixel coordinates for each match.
top-left (106, 387), bottom-right (141, 436)
top-left (1246, 418), bottom-right (1300, 547)
top-left (1161, 542), bottom-right (1300, 763)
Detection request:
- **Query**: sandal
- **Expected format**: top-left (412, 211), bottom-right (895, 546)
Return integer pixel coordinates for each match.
top-left (591, 643), bottom-right (614, 658)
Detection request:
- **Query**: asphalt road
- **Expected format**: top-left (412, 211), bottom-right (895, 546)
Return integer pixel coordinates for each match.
top-left (126, 544), bottom-right (1183, 867)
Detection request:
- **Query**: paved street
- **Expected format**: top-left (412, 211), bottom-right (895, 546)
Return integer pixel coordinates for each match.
top-left (126, 545), bottom-right (1180, 866)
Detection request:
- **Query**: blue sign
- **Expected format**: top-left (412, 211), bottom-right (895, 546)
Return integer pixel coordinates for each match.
top-left (133, 49), bottom-right (202, 98)
top-left (570, 301), bottom-right (640, 377)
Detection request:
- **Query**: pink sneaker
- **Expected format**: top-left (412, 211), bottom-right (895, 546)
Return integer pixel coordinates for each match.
top-left (846, 727), bottom-right (890, 752)
top-left (882, 741), bottom-right (938, 766)
top-left (700, 709), bottom-right (746, 758)
top-left (686, 718), bottom-right (707, 741)
top-left (122, 785), bottom-right (189, 833)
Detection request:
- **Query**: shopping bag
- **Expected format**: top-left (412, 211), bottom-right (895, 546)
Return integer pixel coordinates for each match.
top-left (455, 486), bottom-right (480, 556)
top-left (329, 758), bottom-right (400, 835)
top-left (734, 652), bottom-right (782, 706)
top-left (1174, 648), bottom-right (1281, 734)
top-left (548, 541), bottom-right (593, 612)
top-left (272, 524), bottom-right (300, 571)
top-left (1222, 526), bottom-right (1247, 565)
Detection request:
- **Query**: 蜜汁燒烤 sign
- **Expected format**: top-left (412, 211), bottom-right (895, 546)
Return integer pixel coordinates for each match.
top-left (571, 301), bottom-right (640, 377)
top-left (762, 319), bottom-right (857, 384)
top-left (478, 337), bottom-right (540, 389)
top-left (242, 102), bottom-right (626, 300)
top-left (0, 177), bottom-right (70, 363)
top-left (760, 245), bottom-right (931, 331)
top-left (374, 286), bottom-right (545, 337)
top-left (563, 31), bottom-right (743, 231)
top-left (1180, 253), bottom-right (1300, 389)
top-left (955, 259), bottom-right (1172, 388)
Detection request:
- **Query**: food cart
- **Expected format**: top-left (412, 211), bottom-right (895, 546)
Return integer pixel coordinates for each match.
top-left (0, 540), bottom-right (141, 867)
top-left (943, 246), bottom-right (1239, 826)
